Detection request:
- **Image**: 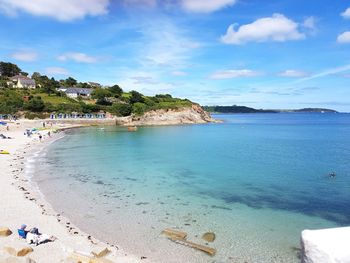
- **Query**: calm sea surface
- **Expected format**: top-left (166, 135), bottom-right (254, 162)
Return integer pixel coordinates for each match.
top-left (31, 113), bottom-right (350, 262)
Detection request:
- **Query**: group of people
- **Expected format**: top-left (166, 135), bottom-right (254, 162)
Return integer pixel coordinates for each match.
top-left (24, 129), bottom-right (50, 141)
top-left (18, 224), bottom-right (56, 246)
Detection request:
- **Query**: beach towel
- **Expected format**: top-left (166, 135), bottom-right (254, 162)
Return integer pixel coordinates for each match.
top-left (26, 232), bottom-right (39, 245)
top-left (26, 232), bottom-right (54, 245)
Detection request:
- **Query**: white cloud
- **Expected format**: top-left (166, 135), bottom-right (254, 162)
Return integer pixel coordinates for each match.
top-left (303, 17), bottom-right (315, 29)
top-left (0, 0), bottom-right (109, 21)
top-left (341, 7), bottom-right (350, 19)
top-left (337, 31), bottom-right (350, 43)
top-left (210, 69), bottom-right (262, 79)
top-left (10, 50), bottom-right (38, 62)
top-left (131, 76), bottom-right (158, 84)
top-left (140, 21), bottom-right (200, 68)
top-left (181, 0), bottom-right (236, 13)
top-left (58, 52), bottom-right (98, 63)
top-left (221, 13), bottom-right (305, 45)
top-left (295, 64), bottom-right (350, 83)
top-left (46, 67), bottom-right (69, 75)
top-left (278, 70), bottom-right (310, 78)
top-left (172, 71), bottom-right (188, 76)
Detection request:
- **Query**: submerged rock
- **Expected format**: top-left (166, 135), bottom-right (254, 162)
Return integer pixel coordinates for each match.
top-left (202, 232), bottom-right (216, 242)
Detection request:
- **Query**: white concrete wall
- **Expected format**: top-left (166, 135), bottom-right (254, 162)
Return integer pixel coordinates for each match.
top-left (301, 227), bottom-right (350, 263)
top-left (67, 93), bottom-right (78, 98)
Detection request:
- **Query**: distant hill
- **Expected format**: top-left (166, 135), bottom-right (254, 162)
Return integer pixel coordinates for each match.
top-left (203, 105), bottom-right (278, 113)
top-left (203, 105), bottom-right (338, 114)
top-left (282, 108), bottom-right (338, 113)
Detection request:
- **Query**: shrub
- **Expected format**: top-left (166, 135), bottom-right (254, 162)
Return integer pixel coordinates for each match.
top-left (108, 103), bottom-right (132, 117)
top-left (132, 102), bottom-right (147, 116)
top-left (24, 97), bottom-right (45, 112)
top-left (129, 90), bottom-right (144, 104)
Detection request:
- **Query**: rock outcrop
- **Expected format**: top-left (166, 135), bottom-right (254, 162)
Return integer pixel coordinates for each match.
top-left (116, 104), bottom-right (218, 126)
top-left (301, 227), bottom-right (350, 263)
top-left (0, 227), bottom-right (12, 237)
top-left (3, 246), bottom-right (33, 257)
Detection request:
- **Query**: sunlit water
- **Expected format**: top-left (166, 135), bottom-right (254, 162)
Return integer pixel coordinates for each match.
top-left (31, 113), bottom-right (350, 262)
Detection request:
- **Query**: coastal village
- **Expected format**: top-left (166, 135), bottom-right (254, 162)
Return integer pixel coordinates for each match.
top-left (0, 61), bottom-right (214, 125)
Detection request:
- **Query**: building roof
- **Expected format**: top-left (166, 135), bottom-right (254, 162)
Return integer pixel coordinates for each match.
top-left (65, 88), bottom-right (92, 95)
top-left (10, 75), bottom-right (32, 80)
top-left (10, 75), bottom-right (36, 85)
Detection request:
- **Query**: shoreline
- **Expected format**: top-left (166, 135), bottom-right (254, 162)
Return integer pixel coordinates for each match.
top-left (0, 120), bottom-right (143, 262)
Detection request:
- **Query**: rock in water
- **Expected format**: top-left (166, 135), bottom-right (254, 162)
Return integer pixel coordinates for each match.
top-left (202, 232), bottom-right (215, 242)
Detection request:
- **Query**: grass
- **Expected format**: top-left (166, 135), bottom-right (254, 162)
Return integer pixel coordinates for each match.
top-left (34, 93), bottom-right (75, 105)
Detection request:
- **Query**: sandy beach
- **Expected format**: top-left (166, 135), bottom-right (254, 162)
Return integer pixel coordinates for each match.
top-left (0, 120), bottom-right (142, 263)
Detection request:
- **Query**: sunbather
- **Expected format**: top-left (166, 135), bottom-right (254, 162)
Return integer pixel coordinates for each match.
top-left (26, 227), bottom-right (56, 246)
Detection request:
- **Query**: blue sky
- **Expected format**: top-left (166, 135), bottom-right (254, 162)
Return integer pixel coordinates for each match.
top-left (0, 0), bottom-right (350, 111)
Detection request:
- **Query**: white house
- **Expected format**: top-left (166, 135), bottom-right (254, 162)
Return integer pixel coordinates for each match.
top-left (64, 87), bottom-right (92, 98)
top-left (8, 75), bottom-right (36, 89)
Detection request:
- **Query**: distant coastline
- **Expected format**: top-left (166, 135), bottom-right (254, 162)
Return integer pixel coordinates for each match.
top-left (203, 105), bottom-right (338, 114)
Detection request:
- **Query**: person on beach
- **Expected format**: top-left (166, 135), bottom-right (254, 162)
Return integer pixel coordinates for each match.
top-left (18, 224), bottom-right (28, 239)
top-left (26, 227), bottom-right (56, 246)
top-left (48, 131), bottom-right (51, 137)
top-left (39, 134), bottom-right (42, 141)
top-left (6, 125), bottom-right (9, 131)
top-left (25, 129), bottom-right (32, 137)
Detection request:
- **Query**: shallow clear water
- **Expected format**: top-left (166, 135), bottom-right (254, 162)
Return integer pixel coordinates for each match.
top-left (32, 113), bottom-right (350, 262)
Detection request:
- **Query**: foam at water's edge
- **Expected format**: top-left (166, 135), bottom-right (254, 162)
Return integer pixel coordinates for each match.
top-left (23, 133), bottom-right (67, 202)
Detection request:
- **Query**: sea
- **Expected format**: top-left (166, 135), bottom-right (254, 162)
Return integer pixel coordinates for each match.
top-left (29, 113), bottom-right (350, 262)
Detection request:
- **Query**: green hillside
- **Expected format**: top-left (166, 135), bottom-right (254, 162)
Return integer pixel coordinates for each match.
top-left (0, 61), bottom-right (192, 118)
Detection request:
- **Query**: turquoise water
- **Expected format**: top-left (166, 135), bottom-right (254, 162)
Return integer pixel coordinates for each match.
top-left (33, 113), bottom-right (350, 262)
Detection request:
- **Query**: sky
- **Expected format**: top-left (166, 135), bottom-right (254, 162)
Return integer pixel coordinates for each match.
top-left (0, 0), bottom-right (350, 111)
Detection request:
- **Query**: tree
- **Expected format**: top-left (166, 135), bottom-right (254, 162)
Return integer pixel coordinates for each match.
top-left (91, 88), bottom-right (113, 105)
top-left (24, 97), bottom-right (45, 112)
top-left (64, 77), bottom-right (77, 87)
top-left (0, 89), bottom-right (23, 114)
top-left (132, 102), bottom-right (147, 116)
top-left (0, 62), bottom-right (22, 77)
top-left (77, 82), bottom-right (92, 89)
top-left (144, 97), bottom-right (156, 107)
top-left (81, 103), bottom-right (101, 113)
top-left (35, 75), bottom-right (59, 95)
top-left (0, 77), bottom-right (9, 89)
top-left (109, 103), bottom-right (132, 117)
top-left (129, 90), bottom-right (144, 104)
top-left (31, 72), bottom-right (41, 80)
top-left (155, 94), bottom-right (172, 99)
top-left (108, 85), bottom-right (123, 98)
top-left (91, 88), bottom-right (111, 100)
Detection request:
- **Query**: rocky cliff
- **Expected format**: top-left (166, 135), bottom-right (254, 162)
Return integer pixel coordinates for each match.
top-left (116, 104), bottom-right (218, 126)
